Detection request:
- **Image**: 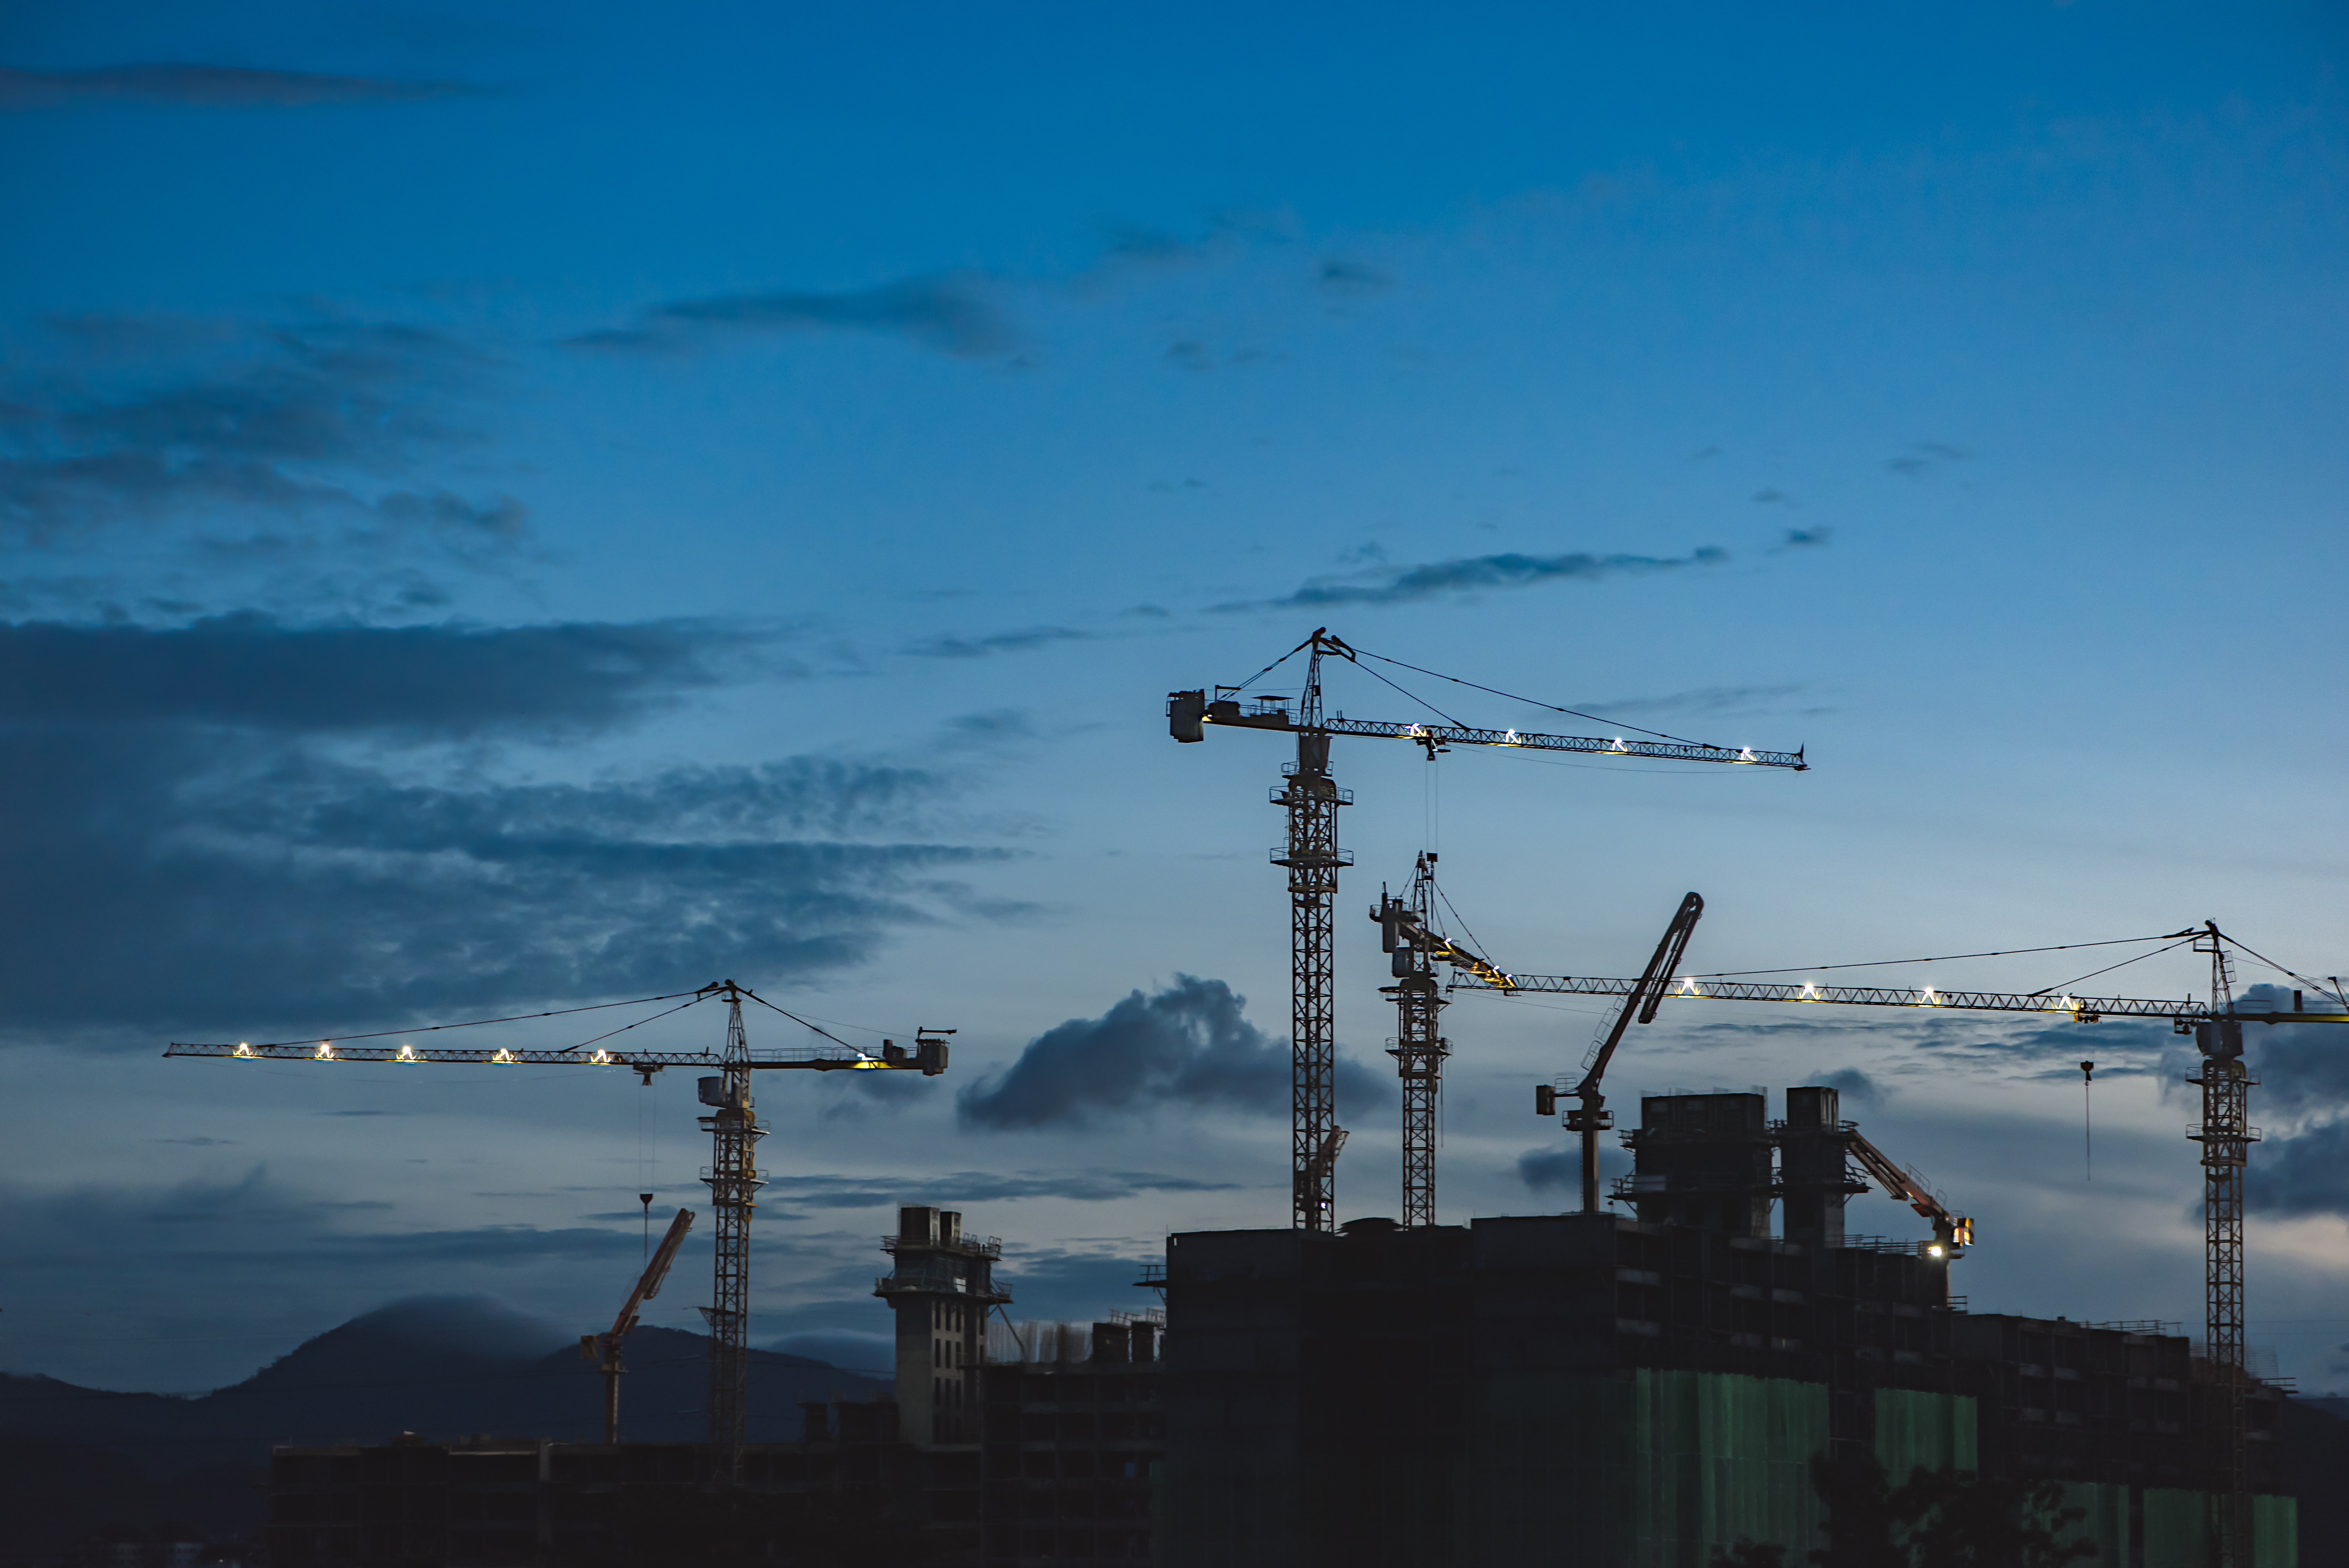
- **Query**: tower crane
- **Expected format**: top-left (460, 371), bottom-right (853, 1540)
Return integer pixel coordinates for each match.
top-left (1369, 852), bottom-right (1512, 1226)
top-left (582, 1206), bottom-right (695, 1443)
top-left (1169, 628), bottom-right (1805, 1231)
top-left (166, 978), bottom-right (952, 1478)
top-left (1456, 921), bottom-right (2349, 1568)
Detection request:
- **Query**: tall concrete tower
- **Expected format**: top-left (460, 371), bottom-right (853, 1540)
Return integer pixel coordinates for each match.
top-left (875, 1205), bottom-right (1012, 1445)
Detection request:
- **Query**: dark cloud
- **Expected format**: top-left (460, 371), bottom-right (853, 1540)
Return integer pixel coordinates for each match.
top-left (1217, 547), bottom-right (1727, 611)
top-left (0, 618), bottom-right (1002, 1038)
top-left (2225, 996), bottom-right (2349, 1216)
top-left (1818, 1067), bottom-right (1882, 1107)
top-left (573, 274), bottom-right (1013, 358)
top-left (1518, 1144), bottom-right (1629, 1194)
top-left (2247, 1121), bottom-right (2349, 1217)
top-left (1751, 488), bottom-right (1795, 506)
top-left (0, 613), bottom-right (748, 735)
top-left (957, 976), bottom-right (1383, 1130)
top-left (0, 318), bottom-right (520, 556)
top-left (2233, 986), bottom-right (2349, 1119)
top-left (901, 627), bottom-right (1096, 661)
top-left (1774, 527), bottom-right (1833, 550)
top-left (1518, 1147), bottom-right (1576, 1191)
top-left (0, 65), bottom-right (474, 111)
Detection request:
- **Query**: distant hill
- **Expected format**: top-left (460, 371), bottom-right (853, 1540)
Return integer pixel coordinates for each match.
top-left (0, 1295), bottom-right (888, 1480)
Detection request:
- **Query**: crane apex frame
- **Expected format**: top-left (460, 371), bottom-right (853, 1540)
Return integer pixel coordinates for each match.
top-left (164, 978), bottom-right (954, 1480)
top-left (1170, 629), bottom-right (1805, 1232)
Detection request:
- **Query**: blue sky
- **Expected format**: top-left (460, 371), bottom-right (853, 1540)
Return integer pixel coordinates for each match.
top-left (3, 1), bottom-right (2347, 1394)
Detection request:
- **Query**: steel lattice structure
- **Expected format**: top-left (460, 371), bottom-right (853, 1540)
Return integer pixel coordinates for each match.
top-left (1170, 629), bottom-right (1803, 1232)
top-left (1378, 855), bottom-right (1449, 1228)
top-left (2190, 930), bottom-right (2255, 1568)
top-left (700, 989), bottom-right (763, 1478)
top-left (1270, 659), bottom-right (1352, 1230)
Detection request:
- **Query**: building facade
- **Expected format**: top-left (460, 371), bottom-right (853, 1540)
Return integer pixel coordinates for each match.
top-left (1155, 1086), bottom-right (2295, 1568)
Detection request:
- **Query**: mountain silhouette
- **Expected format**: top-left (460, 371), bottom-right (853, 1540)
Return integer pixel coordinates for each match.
top-left (0, 1294), bottom-right (889, 1479)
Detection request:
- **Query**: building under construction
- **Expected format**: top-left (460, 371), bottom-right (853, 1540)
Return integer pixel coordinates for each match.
top-left (269, 1141), bottom-right (2299, 1566)
top-left (1157, 1085), bottom-right (2295, 1568)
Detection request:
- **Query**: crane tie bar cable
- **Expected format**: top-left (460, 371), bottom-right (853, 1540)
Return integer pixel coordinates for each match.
top-left (740, 987), bottom-right (865, 1053)
top-left (557, 995), bottom-right (714, 1052)
top-left (1348, 644), bottom-right (1726, 750)
top-left (1684, 932), bottom-right (2194, 979)
top-left (171, 988), bottom-right (713, 1051)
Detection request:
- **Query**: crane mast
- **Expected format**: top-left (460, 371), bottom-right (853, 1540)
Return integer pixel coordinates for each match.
top-left (1372, 853), bottom-right (1513, 1227)
top-left (1170, 629), bottom-right (1804, 1232)
top-left (1378, 855), bottom-right (1447, 1228)
top-left (699, 984), bottom-right (762, 1478)
top-left (2189, 926), bottom-right (2254, 1568)
top-left (1271, 638), bottom-right (1352, 1230)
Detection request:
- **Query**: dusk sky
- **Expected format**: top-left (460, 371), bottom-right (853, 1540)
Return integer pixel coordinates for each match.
top-left (4, 2), bottom-right (2347, 1395)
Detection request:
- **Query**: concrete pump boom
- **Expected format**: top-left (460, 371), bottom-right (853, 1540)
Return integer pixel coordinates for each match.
top-left (581, 1206), bottom-right (695, 1443)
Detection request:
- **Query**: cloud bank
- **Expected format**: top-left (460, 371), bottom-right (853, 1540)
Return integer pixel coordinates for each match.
top-left (958, 975), bottom-right (1383, 1130)
top-left (0, 615), bottom-right (1000, 1039)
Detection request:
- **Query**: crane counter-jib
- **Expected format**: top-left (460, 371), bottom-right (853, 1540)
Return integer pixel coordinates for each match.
top-left (1450, 973), bottom-right (2349, 1027)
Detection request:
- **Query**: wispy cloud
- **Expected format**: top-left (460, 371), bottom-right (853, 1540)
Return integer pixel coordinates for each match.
top-left (571, 273), bottom-right (1014, 358)
top-left (1316, 259), bottom-right (1391, 294)
top-left (0, 317), bottom-right (521, 558)
top-left (901, 626), bottom-right (1096, 660)
top-left (0, 64), bottom-right (476, 111)
top-left (1886, 441), bottom-right (1972, 479)
top-left (1217, 546), bottom-right (1727, 611)
top-left (1567, 682), bottom-right (1807, 719)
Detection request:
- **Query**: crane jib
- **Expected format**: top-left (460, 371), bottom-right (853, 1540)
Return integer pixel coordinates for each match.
top-left (1189, 703), bottom-right (1805, 769)
top-left (1454, 973), bottom-right (2349, 1025)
